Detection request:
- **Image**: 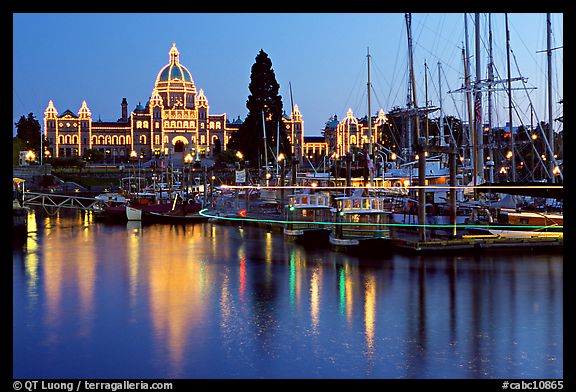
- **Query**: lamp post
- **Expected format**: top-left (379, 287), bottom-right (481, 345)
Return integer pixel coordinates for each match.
top-left (130, 150), bottom-right (138, 193)
top-left (184, 152), bottom-right (193, 199)
top-left (278, 153), bottom-right (285, 205)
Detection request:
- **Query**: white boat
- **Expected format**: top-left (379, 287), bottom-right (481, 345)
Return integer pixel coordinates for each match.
top-left (126, 205), bottom-right (142, 221)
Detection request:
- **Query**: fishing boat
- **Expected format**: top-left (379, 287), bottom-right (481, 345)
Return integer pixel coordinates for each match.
top-left (283, 192), bottom-right (332, 242)
top-left (328, 194), bottom-right (392, 250)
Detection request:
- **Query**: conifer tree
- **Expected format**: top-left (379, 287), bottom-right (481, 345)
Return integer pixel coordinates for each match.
top-left (228, 50), bottom-right (291, 167)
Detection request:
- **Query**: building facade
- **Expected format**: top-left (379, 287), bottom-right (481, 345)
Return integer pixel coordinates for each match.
top-left (44, 44), bottom-right (251, 163)
top-left (43, 43), bottom-right (390, 166)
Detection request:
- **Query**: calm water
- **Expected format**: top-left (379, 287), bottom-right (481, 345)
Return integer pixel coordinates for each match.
top-left (13, 208), bottom-right (562, 379)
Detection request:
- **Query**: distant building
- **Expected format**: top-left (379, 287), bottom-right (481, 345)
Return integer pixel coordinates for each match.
top-left (321, 108), bottom-right (387, 157)
top-left (43, 43), bottom-right (248, 163)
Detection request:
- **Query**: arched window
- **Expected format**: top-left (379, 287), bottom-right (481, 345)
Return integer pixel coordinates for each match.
top-left (137, 120), bottom-right (142, 129)
top-left (163, 136), bottom-right (169, 144)
top-left (350, 135), bottom-right (356, 145)
top-left (112, 136), bottom-right (118, 145)
top-left (59, 135), bottom-right (64, 144)
top-left (164, 121), bottom-right (169, 128)
top-left (119, 135), bottom-right (125, 145)
top-left (72, 135), bottom-right (78, 144)
top-left (216, 121), bottom-right (221, 129)
top-left (171, 121), bottom-right (176, 128)
top-left (92, 136), bottom-right (98, 145)
top-left (65, 135), bottom-right (71, 144)
top-left (177, 121), bottom-right (182, 128)
top-left (139, 135), bottom-right (147, 144)
top-left (209, 122), bottom-right (215, 129)
top-left (212, 135), bottom-right (219, 143)
top-left (155, 135), bottom-right (160, 145)
top-left (99, 136), bottom-right (105, 145)
top-left (143, 121), bottom-right (149, 129)
top-left (126, 136), bottom-right (131, 144)
top-left (183, 121), bottom-right (189, 128)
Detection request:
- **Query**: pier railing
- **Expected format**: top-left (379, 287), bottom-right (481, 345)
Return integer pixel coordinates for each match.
top-left (23, 192), bottom-right (103, 211)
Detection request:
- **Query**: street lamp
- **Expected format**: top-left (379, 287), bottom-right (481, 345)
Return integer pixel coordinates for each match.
top-left (130, 150), bottom-right (138, 193)
top-left (184, 152), bottom-right (193, 197)
top-left (25, 150), bottom-right (36, 165)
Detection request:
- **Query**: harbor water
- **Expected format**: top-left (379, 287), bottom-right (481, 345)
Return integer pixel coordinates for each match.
top-left (13, 208), bottom-right (563, 379)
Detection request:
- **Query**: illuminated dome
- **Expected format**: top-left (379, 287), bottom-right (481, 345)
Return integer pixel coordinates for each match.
top-left (154, 43), bottom-right (197, 106)
top-left (156, 43), bottom-right (194, 83)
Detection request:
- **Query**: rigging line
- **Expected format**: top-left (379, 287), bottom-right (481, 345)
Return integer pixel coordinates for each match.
top-left (510, 48), bottom-right (559, 180)
top-left (387, 21), bottom-right (408, 107)
top-left (340, 57), bottom-right (365, 118)
top-left (371, 57), bottom-right (394, 93)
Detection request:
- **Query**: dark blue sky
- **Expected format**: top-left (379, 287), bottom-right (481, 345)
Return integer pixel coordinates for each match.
top-left (13, 13), bottom-right (563, 136)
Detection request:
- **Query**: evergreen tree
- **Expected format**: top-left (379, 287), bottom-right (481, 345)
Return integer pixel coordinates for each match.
top-left (228, 50), bottom-right (291, 167)
top-left (15, 113), bottom-right (43, 156)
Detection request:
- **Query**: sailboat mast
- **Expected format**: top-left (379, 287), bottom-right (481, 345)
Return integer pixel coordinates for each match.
top-left (487, 13), bottom-right (495, 183)
top-left (367, 47), bottom-right (373, 156)
top-left (438, 62), bottom-right (445, 146)
top-left (424, 60), bottom-right (429, 142)
top-left (405, 13), bottom-right (420, 161)
top-left (464, 14), bottom-right (474, 168)
top-left (262, 109), bottom-right (268, 178)
top-left (474, 13), bottom-right (484, 184)
top-left (505, 13), bottom-right (516, 182)
top-left (546, 13), bottom-right (555, 183)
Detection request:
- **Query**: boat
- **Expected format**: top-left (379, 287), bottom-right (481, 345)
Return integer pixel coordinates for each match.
top-left (13, 178), bottom-right (29, 241)
top-left (141, 210), bottom-right (208, 224)
top-left (328, 194), bottom-right (393, 250)
top-left (283, 191), bottom-right (332, 242)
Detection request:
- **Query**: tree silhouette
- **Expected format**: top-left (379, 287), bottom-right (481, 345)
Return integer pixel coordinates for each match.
top-left (228, 50), bottom-right (291, 167)
top-left (15, 113), bottom-right (43, 156)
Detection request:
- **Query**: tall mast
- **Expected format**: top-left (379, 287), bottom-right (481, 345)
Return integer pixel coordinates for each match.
top-left (367, 47), bottom-right (374, 186)
top-left (474, 13), bottom-right (484, 185)
top-left (424, 60), bottom-right (429, 142)
top-left (487, 13), bottom-right (495, 183)
top-left (464, 14), bottom-right (474, 168)
top-left (546, 13), bottom-right (555, 182)
top-left (405, 13), bottom-right (420, 160)
top-left (505, 13), bottom-right (516, 182)
top-left (367, 47), bottom-right (373, 156)
top-left (438, 61), bottom-right (445, 146)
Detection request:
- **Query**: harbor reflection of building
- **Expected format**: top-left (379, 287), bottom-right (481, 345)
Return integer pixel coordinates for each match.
top-left (145, 223), bottom-right (214, 376)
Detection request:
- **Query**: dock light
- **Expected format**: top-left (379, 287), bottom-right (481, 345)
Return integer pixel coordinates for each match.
top-left (238, 209), bottom-right (247, 218)
top-left (390, 152), bottom-right (397, 161)
top-left (339, 211), bottom-right (345, 216)
top-left (289, 205), bottom-right (295, 212)
top-left (402, 179), bottom-right (410, 188)
top-left (506, 150), bottom-right (513, 159)
top-left (541, 154), bottom-right (547, 161)
top-left (311, 182), bottom-right (318, 188)
top-left (236, 151), bottom-right (244, 160)
top-left (278, 153), bottom-right (285, 162)
top-left (211, 175), bottom-right (216, 180)
top-left (500, 166), bottom-right (508, 174)
top-left (553, 166), bottom-right (561, 176)
top-left (130, 150), bottom-right (138, 159)
top-left (531, 134), bottom-right (538, 140)
top-left (184, 153), bottom-right (193, 164)
top-left (415, 154), bottom-right (419, 160)
top-left (266, 172), bottom-right (272, 180)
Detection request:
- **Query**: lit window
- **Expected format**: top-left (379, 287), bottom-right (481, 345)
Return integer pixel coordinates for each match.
top-left (184, 121), bottom-right (188, 128)
top-left (171, 121), bottom-right (176, 128)
top-left (155, 122), bottom-right (159, 129)
top-left (137, 121), bottom-right (142, 129)
top-left (143, 121), bottom-right (149, 129)
top-left (216, 121), bottom-right (221, 129)
top-left (209, 122), bottom-right (215, 129)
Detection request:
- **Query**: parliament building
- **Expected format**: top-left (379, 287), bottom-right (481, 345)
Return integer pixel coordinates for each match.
top-left (43, 43), bottom-right (308, 164)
